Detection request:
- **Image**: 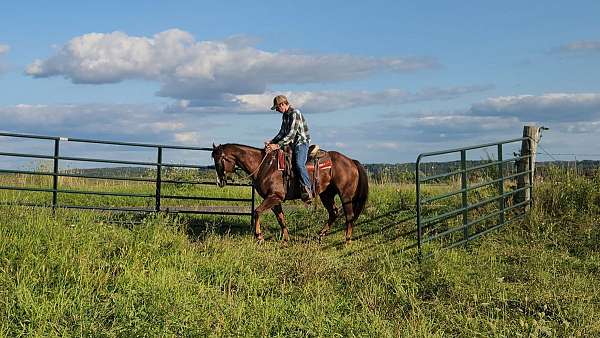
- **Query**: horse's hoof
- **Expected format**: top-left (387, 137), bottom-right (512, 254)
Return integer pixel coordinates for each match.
top-left (282, 231), bottom-right (290, 243)
top-left (255, 233), bottom-right (264, 244)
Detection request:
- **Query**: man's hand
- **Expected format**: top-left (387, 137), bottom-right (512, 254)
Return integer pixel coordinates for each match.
top-left (265, 143), bottom-right (280, 153)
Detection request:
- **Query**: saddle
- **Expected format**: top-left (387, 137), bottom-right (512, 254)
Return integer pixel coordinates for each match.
top-left (276, 145), bottom-right (331, 197)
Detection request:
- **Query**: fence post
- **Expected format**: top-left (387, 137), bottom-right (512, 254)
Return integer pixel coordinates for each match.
top-left (461, 150), bottom-right (468, 243)
top-left (516, 126), bottom-right (540, 209)
top-left (155, 147), bottom-right (162, 212)
top-left (52, 138), bottom-right (60, 212)
top-left (497, 144), bottom-right (505, 225)
top-left (415, 156), bottom-right (423, 259)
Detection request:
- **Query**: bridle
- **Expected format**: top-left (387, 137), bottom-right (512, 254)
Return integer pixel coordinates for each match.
top-left (214, 149), bottom-right (272, 185)
top-left (215, 153), bottom-right (237, 186)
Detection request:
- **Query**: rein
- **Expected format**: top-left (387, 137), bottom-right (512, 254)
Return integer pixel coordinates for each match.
top-left (238, 151), bottom-right (271, 181)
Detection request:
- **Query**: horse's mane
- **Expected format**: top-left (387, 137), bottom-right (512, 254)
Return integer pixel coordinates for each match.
top-left (224, 143), bottom-right (263, 152)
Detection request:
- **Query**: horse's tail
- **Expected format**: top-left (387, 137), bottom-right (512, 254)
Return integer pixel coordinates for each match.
top-left (352, 160), bottom-right (369, 222)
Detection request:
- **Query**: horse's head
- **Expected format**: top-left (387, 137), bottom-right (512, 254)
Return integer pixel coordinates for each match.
top-left (211, 143), bottom-right (236, 187)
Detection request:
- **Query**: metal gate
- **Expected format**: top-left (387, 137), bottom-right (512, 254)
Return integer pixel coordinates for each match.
top-left (0, 132), bottom-right (255, 224)
top-left (415, 137), bottom-right (533, 257)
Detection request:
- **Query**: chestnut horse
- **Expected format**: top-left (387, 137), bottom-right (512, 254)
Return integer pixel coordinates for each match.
top-left (211, 143), bottom-right (369, 243)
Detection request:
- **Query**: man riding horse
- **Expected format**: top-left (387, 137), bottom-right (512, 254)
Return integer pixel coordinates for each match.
top-left (211, 95), bottom-right (369, 243)
top-left (264, 95), bottom-right (313, 204)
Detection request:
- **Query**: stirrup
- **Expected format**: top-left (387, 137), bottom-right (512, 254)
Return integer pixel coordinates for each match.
top-left (301, 187), bottom-right (313, 204)
top-left (301, 195), bottom-right (313, 204)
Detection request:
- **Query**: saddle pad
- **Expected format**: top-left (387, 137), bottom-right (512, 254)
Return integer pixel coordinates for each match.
top-left (306, 159), bottom-right (332, 172)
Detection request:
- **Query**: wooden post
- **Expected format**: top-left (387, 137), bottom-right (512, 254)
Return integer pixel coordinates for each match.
top-left (516, 125), bottom-right (540, 208)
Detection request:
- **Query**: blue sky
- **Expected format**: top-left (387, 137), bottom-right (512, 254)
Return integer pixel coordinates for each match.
top-left (1, 1), bottom-right (600, 165)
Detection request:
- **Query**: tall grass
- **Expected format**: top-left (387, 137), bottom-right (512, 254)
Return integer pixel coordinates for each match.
top-left (0, 167), bottom-right (599, 336)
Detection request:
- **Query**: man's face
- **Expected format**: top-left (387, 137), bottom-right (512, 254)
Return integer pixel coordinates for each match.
top-left (276, 102), bottom-right (289, 113)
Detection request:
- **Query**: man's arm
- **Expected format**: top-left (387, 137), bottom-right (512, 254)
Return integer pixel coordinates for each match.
top-left (270, 118), bottom-right (287, 145)
top-left (275, 111), bottom-right (299, 146)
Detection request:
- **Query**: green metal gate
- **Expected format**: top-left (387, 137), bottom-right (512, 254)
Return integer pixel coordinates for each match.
top-left (415, 137), bottom-right (533, 257)
top-left (0, 131), bottom-right (255, 224)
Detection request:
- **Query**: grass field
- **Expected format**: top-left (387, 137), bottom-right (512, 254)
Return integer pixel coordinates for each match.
top-left (1, 168), bottom-right (599, 336)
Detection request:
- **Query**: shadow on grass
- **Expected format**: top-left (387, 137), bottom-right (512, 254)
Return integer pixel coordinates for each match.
top-left (179, 214), bottom-right (254, 241)
top-left (87, 210), bottom-right (255, 242)
top-left (94, 202), bottom-right (422, 252)
top-left (321, 207), bottom-right (419, 253)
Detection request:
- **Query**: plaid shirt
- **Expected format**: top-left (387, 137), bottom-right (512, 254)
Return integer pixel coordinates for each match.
top-left (271, 107), bottom-right (311, 146)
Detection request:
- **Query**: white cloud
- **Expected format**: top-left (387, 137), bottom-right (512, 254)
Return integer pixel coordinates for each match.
top-left (149, 121), bottom-right (185, 133)
top-left (553, 40), bottom-right (600, 54)
top-left (386, 114), bottom-right (519, 141)
top-left (414, 114), bottom-right (520, 132)
top-left (26, 29), bottom-right (437, 102)
top-left (0, 103), bottom-right (205, 144)
top-left (310, 112), bottom-right (521, 154)
top-left (167, 85), bottom-right (492, 114)
top-left (0, 103), bottom-right (227, 168)
top-left (3, 97), bottom-right (600, 164)
top-left (468, 93), bottom-right (600, 122)
top-left (558, 121), bottom-right (600, 134)
top-left (342, 92), bottom-right (600, 159)
top-left (367, 142), bottom-right (402, 150)
top-left (173, 131), bottom-right (203, 144)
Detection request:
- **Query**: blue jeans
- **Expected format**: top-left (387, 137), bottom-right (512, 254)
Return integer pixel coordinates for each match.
top-left (293, 143), bottom-right (312, 193)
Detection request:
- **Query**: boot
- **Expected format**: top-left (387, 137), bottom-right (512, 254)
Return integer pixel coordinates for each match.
top-left (301, 185), bottom-right (313, 204)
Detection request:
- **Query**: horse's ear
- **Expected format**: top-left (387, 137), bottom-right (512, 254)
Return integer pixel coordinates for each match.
top-left (212, 143), bottom-right (216, 149)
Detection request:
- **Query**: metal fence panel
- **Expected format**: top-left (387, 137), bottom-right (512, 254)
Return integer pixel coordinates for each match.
top-left (416, 137), bottom-right (533, 257)
top-left (0, 132), bottom-right (255, 222)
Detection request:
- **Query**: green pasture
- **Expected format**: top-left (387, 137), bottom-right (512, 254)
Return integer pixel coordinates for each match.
top-left (0, 167), bottom-right (599, 336)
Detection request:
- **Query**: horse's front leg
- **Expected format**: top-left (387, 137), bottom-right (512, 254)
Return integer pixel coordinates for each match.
top-left (254, 194), bottom-right (283, 243)
top-left (271, 204), bottom-right (289, 243)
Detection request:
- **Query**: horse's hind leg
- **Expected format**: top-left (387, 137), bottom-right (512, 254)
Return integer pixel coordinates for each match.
top-left (340, 197), bottom-right (355, 243)
top-left (271, 204), bottom-right (289, 243)
top-left (318, 187), bottom-right (339, 240)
